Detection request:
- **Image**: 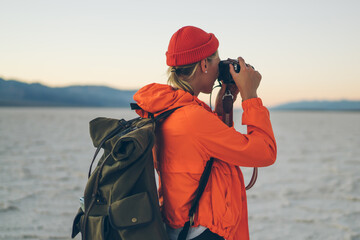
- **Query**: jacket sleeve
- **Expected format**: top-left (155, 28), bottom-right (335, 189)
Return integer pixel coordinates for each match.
top-left (184, 98), bottom-right (277, 167)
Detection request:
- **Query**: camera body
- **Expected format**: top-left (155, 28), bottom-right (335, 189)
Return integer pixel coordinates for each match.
top-left (218, 59), bottom-right (255, 84)
top-left (218, 59), bottom-right (240, 84)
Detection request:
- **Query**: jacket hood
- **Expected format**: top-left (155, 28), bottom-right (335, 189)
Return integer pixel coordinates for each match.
top-left (133, 83), bottom-right (211, 117)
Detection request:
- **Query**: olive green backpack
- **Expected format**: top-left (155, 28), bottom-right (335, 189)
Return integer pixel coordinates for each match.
top-left (71, 107), bottom-right (180, 240)
top-left (71, 105), bottom-right (214, 240)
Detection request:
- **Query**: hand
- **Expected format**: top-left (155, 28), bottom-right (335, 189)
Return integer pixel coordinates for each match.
top-left (229, 57), bottom-right (262, 101)
top-left (214, 83), bottom-right (239, 116)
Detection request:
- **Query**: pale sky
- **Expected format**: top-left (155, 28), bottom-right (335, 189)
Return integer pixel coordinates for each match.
top-left (1, 0), bottom-right (359, 106)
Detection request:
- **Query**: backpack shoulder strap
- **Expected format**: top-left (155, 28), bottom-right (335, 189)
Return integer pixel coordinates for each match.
top-left (131, 103), bottom-right (182, 123)
top-left (132, 103), bottom-right (212, 240)
top-left (177, 158), bottom-right (214, 240)
top-left (153, 107), bottom-right (182, 123)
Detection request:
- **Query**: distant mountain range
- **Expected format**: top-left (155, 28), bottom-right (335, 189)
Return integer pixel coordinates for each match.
top-left (0, 78), bottom-right (359, 110)
top-left (0, 78), bottom-right (137, 107)
top-left (271, 100), bottom-right (360, 111)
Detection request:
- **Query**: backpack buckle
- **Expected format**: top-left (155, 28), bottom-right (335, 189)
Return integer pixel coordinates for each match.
top-left (189, 213), bottom-right (195, 226)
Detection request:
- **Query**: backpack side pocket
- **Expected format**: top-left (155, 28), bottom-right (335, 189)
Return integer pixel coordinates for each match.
top-left (82, 215), bottom-right (110, 240)
top-left (71, 208), bottom-right (84, 238)
top-left (72, 207), bottom-right (113, 240)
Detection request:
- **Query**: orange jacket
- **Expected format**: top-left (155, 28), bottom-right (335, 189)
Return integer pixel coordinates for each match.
top-left (134, 83), bottom-right (277, 240)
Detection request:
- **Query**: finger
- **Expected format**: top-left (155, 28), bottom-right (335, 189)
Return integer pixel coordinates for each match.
top-left (256, 71), bottom-right (262, 80)
top-left (237, 57), bottom-right (247, 70)
top-left (229, 62), bottom-right (235, 75)
top-left (246, 64), bottom-right (255, 70)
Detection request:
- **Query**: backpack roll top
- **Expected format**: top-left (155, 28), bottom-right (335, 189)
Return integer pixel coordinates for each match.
top-left (90, 117), bottom-right (128, 148)
top-left (108, 192), bottom-right (152, 228)
top-left (110, 119), bottom-right (154, 163)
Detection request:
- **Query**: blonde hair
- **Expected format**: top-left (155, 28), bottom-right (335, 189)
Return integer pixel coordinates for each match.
top-left (167, 51), bottom-right (219, 95)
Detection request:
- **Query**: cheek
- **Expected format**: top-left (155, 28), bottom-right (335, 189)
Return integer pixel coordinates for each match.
top-left (211, 67), bottom-right (219, 80)
top-left (212, 62), bottom-right (219, 75)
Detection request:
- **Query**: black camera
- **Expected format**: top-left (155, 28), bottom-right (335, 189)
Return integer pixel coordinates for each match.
top-left (218, 59), bottom-right (255, 84)
top-left (218, 59), bottom-right (240, 84)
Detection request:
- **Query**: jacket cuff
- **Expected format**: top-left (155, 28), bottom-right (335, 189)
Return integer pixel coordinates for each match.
top-left (242, 98), bottom-right (263, 110)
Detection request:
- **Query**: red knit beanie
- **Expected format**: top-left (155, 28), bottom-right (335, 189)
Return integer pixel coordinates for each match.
top-left (166, 26), bottom-right (219, 66)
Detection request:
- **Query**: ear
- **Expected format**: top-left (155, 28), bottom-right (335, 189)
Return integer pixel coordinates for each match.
top-left (200, 59), bottom-right (207, 73)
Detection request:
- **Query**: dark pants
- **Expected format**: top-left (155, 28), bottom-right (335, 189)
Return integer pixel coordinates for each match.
top-left (190, 229), bottom-right (224, 240)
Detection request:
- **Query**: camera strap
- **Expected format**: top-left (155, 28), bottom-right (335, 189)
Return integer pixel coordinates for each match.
top-left (222, 85), bottom-right (258, 190)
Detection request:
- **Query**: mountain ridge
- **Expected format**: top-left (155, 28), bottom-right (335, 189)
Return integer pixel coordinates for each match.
top-left (271, 99), bottom-right (360, 111)
top-left (1, 78), bottom-right (359, 110)
top-left (0, 78), bottom-right (137, 107)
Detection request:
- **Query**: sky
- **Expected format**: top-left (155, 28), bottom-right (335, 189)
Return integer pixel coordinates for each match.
top-left (0, 0), bottom-right (359, 106)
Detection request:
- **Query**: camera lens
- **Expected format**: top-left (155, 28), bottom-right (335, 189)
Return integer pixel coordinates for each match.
top-left (218, 59), bottom-right (238, 84)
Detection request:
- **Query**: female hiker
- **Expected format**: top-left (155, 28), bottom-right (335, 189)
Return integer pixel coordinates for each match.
top-left (133, 26), bottom-right (277, 240)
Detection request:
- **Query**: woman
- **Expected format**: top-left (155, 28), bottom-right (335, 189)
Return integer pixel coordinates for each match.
top-left (133, 26), bottom-right (277, 240)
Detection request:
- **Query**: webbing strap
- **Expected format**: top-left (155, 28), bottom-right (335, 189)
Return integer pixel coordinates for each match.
top-left (222, 88), bottom-right (258, 191)
top-left (154, 107), bottom-right (181, 123)
top-left (177, 158), bottom-right (214, 240)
